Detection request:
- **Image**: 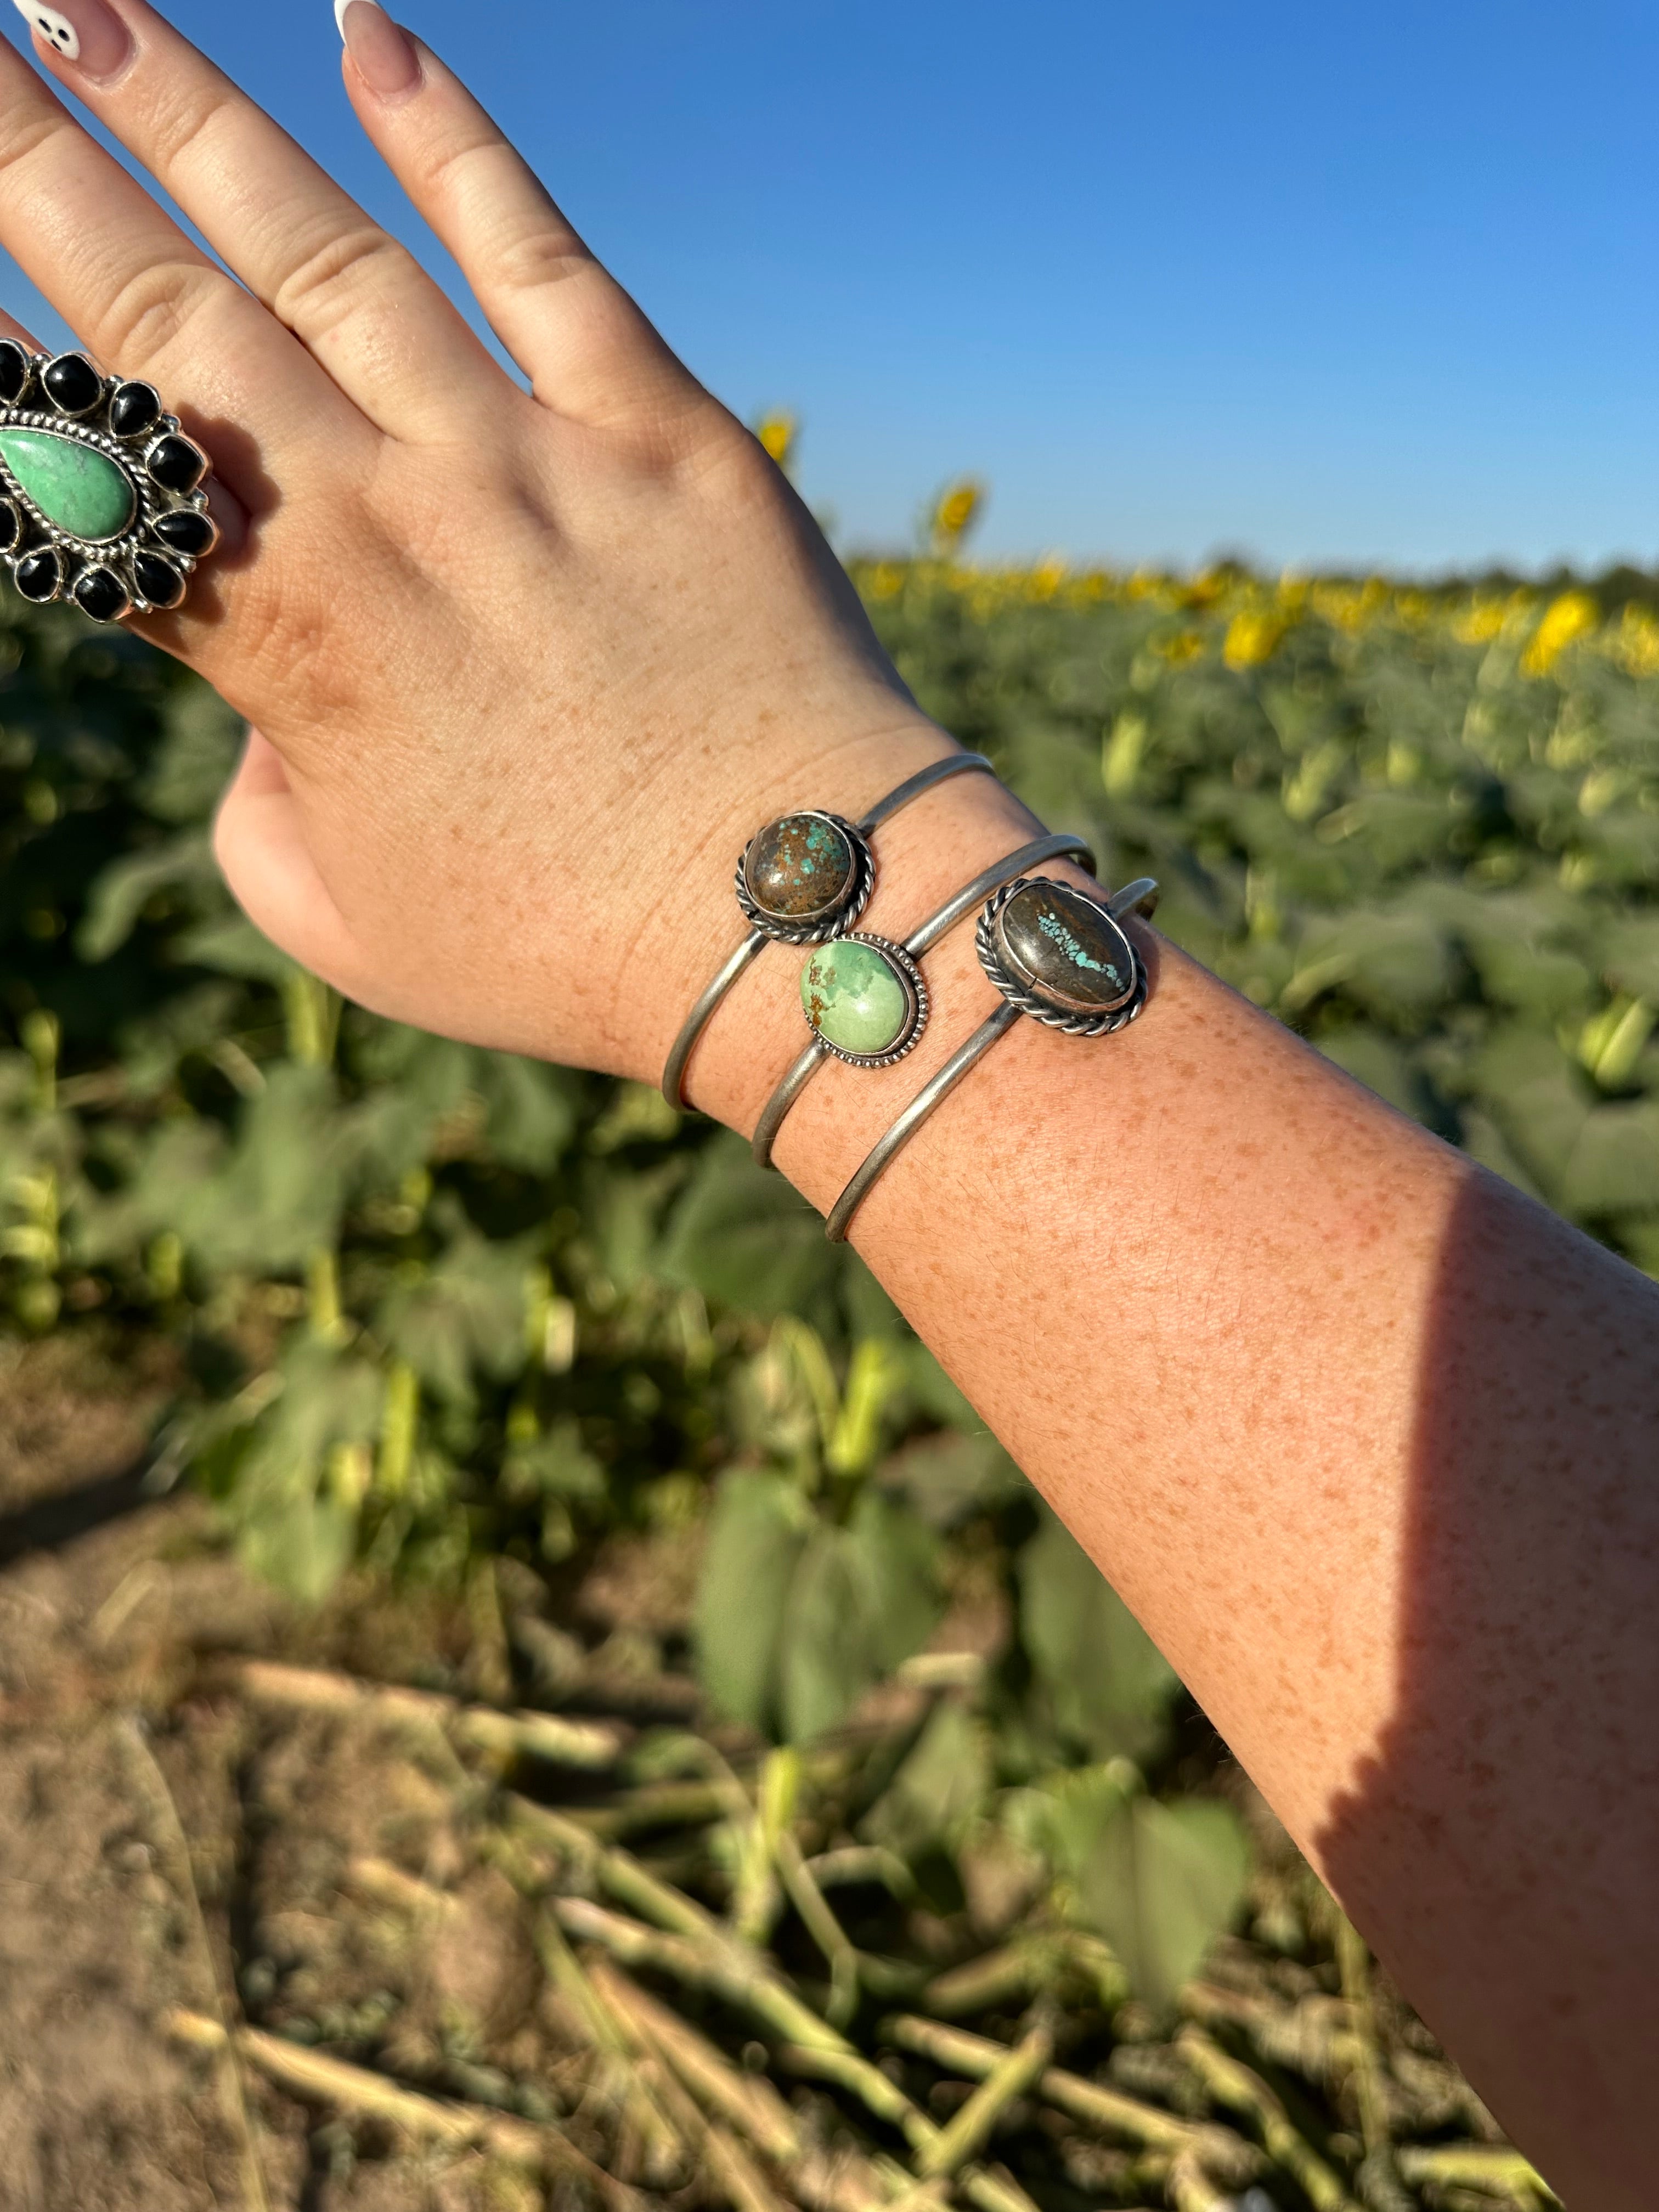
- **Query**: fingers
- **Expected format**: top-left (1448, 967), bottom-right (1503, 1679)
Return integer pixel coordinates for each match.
top-left (0, 37), bottom-right (349, 492)
top-left (213, 730), bottom-right (368, 996)
top-left (338, 10), bottom-right (704, 433)
top-left (15, 0), bottom-right (510, 444)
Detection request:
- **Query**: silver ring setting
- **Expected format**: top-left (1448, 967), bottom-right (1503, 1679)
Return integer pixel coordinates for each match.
top-left (800, 932), bottom-right (929, 1067)
top-left (0, 343), bottom-right (218, 624)
top-left (977, 876), bottom-right (1148, 1036)
top-left (734, 809), bottom-right (875, 944)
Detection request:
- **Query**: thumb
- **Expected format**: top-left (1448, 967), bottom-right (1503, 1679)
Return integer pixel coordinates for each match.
top-left (213, 729), bottom-right (367, 997)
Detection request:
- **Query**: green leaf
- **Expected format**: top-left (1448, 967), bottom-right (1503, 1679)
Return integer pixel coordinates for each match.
top-left (693, 1470), bottom-right (811, 1735)
top-left (1073, 1792), bottom-right (1251, 2011)
top-left (776, 1489), bottom-right (940, 1743)
top-left (880, 1429), bottom-right (1026, 1531)
top-left (1018, 1507), bottom-right (1178, 1762)
top-left (862, 1701), bottom-right (992, 1859)
top-left (660, 1132), bottom-right (844, 1326)
top-left (77, 831), bottom-right (217, 961)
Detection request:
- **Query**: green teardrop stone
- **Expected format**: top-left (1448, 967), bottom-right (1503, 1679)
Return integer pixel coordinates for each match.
top-left (0, 428), bottom-right (135, 543)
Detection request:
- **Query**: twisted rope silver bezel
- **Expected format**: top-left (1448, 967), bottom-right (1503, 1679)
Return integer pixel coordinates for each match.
top-left (733, 811), bottom-right (874, 945)
top-left (976, 877), bottom-right (1147, 1036)
top-left (804, 933), bottom-right (930, 1066)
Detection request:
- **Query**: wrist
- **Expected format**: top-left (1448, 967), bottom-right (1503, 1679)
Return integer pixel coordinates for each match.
top-left (610, 711), bottom-right (1013, 1108)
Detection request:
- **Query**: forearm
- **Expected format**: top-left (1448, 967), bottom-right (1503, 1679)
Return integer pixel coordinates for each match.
top-left (649, 736), bottom-right (1659, 2207)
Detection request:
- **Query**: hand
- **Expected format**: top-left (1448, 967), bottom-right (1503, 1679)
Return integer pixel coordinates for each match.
top-left (0, 0), bottom-right (962, 1090)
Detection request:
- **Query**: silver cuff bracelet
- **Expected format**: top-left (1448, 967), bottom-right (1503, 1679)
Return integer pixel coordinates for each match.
top-left (751, 828), bottom-right (1099, 1169)
top-left (823, 874), bottom-right (1160, 1242)
top-left (659, 750), bottom-right (994, 1110)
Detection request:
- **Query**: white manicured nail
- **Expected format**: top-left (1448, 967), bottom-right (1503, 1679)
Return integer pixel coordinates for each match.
top-left (335, 0), bottom-right (420, 97)
top-left (12, 2), bottom-right (79, 60)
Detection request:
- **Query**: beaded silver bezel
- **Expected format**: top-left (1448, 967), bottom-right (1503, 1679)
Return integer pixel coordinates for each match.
top-left (802, 933), bottom-right (930, 1067)
top-left (0, 345), bottom-right (217, 623)
top-left (977, 876), bottom-right (1148, 1036)
top-left (735, 810), bottom-right (875, 945)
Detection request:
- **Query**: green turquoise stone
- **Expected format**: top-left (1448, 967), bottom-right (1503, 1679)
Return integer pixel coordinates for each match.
top-left (801, 940), bottom-right (913, 1057)
top-left (998, 881), bottom-right (1136, 1013)
top-left (744, 812), bottom-right (855, 919)
top-left (0, 428), bottom-right (135, 543)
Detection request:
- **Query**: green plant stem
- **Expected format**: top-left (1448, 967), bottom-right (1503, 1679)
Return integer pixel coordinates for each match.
top-left (881, 2016), bottom-right (1255, 2185)
top-left (775, 1827), bottom-right (862, 2027)
top-left (509, 1793), bottom-right (725, 1943)
top-left (1393, 2143), bottom-right (1560, 2205)
top-left (912, 2025), bottom-right (1052, 2180)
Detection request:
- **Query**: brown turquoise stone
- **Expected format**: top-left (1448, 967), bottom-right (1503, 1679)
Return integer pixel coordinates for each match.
top-left (743, 812), bottom-right (855, 920)
top-left (998, 881), bottom-right (1137, 1013)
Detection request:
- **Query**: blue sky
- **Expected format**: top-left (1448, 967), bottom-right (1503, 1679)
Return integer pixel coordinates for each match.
top-left (4, 0), bottom-right (1658, 572)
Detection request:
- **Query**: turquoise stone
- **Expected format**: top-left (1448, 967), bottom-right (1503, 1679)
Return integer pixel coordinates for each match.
top-left (998, 882), bottom-right (1137, 1013)
top-left (744, 812), bottom-right (855, 920)
top-left (0, 428), bottom-right (134, 543)
top-left (801, 940), bottom-right (913, 1057)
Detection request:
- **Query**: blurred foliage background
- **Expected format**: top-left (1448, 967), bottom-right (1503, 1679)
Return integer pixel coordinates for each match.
top-left (4, 509), bottom-right (1641, 2204)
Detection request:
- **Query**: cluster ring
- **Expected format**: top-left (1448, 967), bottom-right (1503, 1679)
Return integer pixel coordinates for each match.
top-left (0, 341), bottom-right (217, 624)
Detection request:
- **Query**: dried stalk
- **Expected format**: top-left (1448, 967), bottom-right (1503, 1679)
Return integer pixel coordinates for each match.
top-left (1182, 1979), bottom-right (1361, 2083)
top-left (230, 1658), bottom-right (624, 1769)
top-left (165, 2008), bottom-right (639, 2209)
top-left (116, 1719), bottom-right (274, 2212)
top-left (1336, 1917), bottom-right (1410, 2211)
top-left (552, 1895), bottom-right (855, 2063)
top-left (1177, 2025), bottom-right (1354, 2212)
top-left (535, 1898), bottom-right (685, 2180)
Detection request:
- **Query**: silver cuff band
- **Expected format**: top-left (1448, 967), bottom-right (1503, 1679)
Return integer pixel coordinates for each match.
top-left (660, 751), bottom-right (995, 1110)
top-left (751, 829), bottom-right (1098, 1169)
top-left (824, 876), bottom-right (1159, 1243)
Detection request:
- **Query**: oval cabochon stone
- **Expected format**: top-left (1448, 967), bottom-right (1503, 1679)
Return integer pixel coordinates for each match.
top-left (998, 881), bottom-right (1136, 1013)
top-left (800, 940), bottom-right (913, 1057)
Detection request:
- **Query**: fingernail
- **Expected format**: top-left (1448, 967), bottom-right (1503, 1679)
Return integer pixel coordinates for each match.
top-left (12, 0), bottom-right (134, 80)
top-left (334, 0), bottom-right (420, 99)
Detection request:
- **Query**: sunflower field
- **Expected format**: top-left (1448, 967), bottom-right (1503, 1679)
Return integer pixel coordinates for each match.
top-left (3, 540), bottom-right (1644, 2208)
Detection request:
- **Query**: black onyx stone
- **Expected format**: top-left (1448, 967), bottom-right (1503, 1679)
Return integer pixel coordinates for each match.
top-left (74, 567), bottom-right (130, 624)
top-left (146, 434), bottom-right (207, 495)
top-left (0, 341), bottom-right (31, 405)
top-left (997, 881), bottom-right (1137, 1014)
top-left (743, 812), bottom-right (856, 920)
top-left (150, 507), bottom-right (217, 559)
top-left (42, 352), bottom-right (102, 417)
top-left (134, 550), bottom-right (186, 610)
top-left (14, 548), bottom-right (61, 602)
top-left (109, 380), bottom-right (162, 439)
top-left (0, 502), bottom-right (20, 554)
